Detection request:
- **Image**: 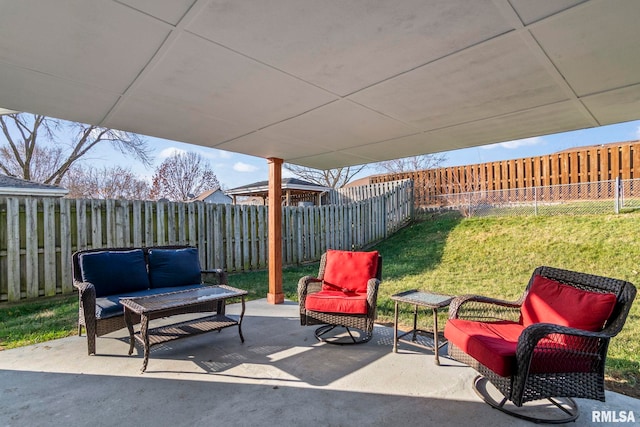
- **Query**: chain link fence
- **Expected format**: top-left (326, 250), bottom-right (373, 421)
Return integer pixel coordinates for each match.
top-left (429, 178), bottom-right (640, 217)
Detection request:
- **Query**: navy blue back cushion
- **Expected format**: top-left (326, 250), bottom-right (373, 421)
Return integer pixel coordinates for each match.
top-left (79, 249), bottom-right (150, 297)
top-left (148, 247), bottom-right (202, 288)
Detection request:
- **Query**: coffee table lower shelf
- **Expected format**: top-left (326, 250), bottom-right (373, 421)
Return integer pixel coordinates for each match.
top-left (129, 314), bottom-right (243, 372)
top-left (132, 314), bottom-right (241, 347)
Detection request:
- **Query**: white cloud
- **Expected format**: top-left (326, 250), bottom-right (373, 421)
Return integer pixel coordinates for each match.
top-left (233, 162), bottom-right (259, 172)
top-left (89, 127), bottom-right (129, 140)
top-left (188, 148), bottom-right (234, 161)
top-left (636, 126), bottom-right (640, 139)
top-left (194, 149), bottom-right (216, 160)
top-left (158, 147), bottom-right (187, 159)
top-left (481, 136), bottom-right (543, 150)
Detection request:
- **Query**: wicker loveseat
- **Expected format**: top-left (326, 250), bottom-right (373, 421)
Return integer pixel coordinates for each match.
top-left (72, 245), bottom-right (227, 355)
top-left (444, 266), bottom-right (636, 423)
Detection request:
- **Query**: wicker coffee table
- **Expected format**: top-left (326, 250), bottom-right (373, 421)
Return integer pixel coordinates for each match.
top-left (121, 285), bottom-right (247, 372)
top-left (391, 289), bottom-right (453, 365)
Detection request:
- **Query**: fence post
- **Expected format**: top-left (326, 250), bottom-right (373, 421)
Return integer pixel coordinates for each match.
top-left (534, 186), bottom-right (538, 216)
top-left (409, 180), bottom-right (414, 220)
top-left (383, 195), bottom-right (388, 240)
top-left (614, 176), bottom-right (620, 214)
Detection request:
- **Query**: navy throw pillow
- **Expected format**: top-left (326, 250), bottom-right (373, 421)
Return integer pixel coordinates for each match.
top-left (148, 248), bottom-right (202, 288)
top-left (79, 249), bottom-right (150, 297)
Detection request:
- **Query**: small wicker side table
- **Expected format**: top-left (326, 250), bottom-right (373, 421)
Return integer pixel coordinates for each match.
top-left (391, 289), bottom-right (454, 365)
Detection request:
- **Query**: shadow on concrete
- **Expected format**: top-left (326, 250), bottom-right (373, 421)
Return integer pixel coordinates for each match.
top-left (118, 309), bottom-right (392, 387)
top-left (1, 369), bottom-right (511, 427)
top-left (1, 299), bottom-right (637, 427)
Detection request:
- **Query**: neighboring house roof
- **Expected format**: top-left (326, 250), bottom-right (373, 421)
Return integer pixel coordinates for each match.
top-left (0, 175), bottom-right (68, 197)
top-left (189, 188), bottom-right (232, 203)
top-left (190, 188), bottom-right (217, 201)
top-left (226, 178), bottom-right (330, 195)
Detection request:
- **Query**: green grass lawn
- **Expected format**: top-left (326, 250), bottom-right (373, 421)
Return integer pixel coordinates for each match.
top-left (1, 212), bottom-right (638, 394)
top-left (374, 212), bottom-right (640, 395)
top-left (0, 294), bottom-right (79, 350)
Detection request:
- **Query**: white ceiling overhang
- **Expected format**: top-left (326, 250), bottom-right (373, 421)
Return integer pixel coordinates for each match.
top-left (1, 0), bottom-right (639, 170)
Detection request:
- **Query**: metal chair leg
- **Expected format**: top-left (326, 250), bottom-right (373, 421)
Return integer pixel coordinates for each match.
top-left (314, 325), bottom-right (372, 345)
top-left (472, 376), bottom-right (579, 424)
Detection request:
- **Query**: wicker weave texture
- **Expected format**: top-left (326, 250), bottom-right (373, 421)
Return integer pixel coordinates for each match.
top-left (298, 252), bottom-right (382, 340)
top-left (447, 266), bottom-right (636, 407)
top-left (72, 246), bottom-right (228, 355)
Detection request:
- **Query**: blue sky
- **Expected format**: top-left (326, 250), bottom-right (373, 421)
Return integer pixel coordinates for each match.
top-left (440, 119), bottom-right (640, 168)
top-left (89, 119), bottom-right (640, 190)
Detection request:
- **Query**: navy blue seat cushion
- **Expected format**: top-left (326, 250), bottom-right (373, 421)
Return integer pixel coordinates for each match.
top-left (79, 249), bottom-right (150, 298)
top-left (95, 284), bottom-right (206, 319)
top-left (148, 247), bottom-right (202, 288)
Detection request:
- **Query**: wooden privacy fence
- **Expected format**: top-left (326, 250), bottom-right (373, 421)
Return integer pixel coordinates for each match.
top-left (371, 141), bottom-right (640, 208)
top-left (329, 179), bottom-right (413, 205)
top-left (0, 181), bottom-right (412, 303)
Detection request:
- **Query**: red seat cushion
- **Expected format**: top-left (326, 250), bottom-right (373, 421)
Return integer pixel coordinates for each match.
top-left (305, 290), bottom-right (368, 314)
top-left (445, 319), bottom-right (601, 377)
top-left (322, 250), bottom-right (379, 293)
top-left (521, 275), bottom-right (617, 331)
top-left (445, 319), bottom-right (522, 377)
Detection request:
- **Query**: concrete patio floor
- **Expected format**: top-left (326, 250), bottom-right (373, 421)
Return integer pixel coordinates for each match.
top-left (1, 299), bottom-right (638, 427)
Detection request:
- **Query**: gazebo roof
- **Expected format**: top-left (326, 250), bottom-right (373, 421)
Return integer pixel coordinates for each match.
top-left (226, 178), bottom-right (329, 198)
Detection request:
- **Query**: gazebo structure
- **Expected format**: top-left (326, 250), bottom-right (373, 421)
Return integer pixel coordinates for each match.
top-left (1, 1), bottom-right (640, 303)
top-left (226, 178), bottom-right (330, 206)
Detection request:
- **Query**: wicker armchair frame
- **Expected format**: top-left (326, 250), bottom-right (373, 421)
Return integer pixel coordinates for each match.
top-left (298, 252), bottom-right (382, 344)
top-left (72, 246), bottom-right (228, 355)
top-left (447, 266), bottom-right (636, 423)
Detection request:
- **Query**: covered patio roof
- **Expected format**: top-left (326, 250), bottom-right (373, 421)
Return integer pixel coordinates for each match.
top-left (1, 0), bottom-right (639, 169)
top-left (1, 1), bottom-right (639, 303)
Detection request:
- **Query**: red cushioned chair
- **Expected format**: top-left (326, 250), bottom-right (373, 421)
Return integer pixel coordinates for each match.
top-left (444, 266), bottom-right (636, 424)
top-left (298, 250), bottom-right (382, 345)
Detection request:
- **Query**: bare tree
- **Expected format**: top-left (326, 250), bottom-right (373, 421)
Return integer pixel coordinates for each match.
top-left (284, 164), bottom-right (367, 188)
top-left (443, 166), bottom-right (487, 217)
top-left (63, 165), bottom-right (151, 200)
top-left (375, 153), bottom-right (447, 174)
top-left (0, 113), bottom-right (151, 185)
top-left (151, 152), bottom-right (220, 201)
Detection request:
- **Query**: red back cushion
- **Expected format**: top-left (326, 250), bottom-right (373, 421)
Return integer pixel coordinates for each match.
top-left (322, 250), bottom-right (379, 293)
top-left (521, 275), bottom-right (617, 331)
